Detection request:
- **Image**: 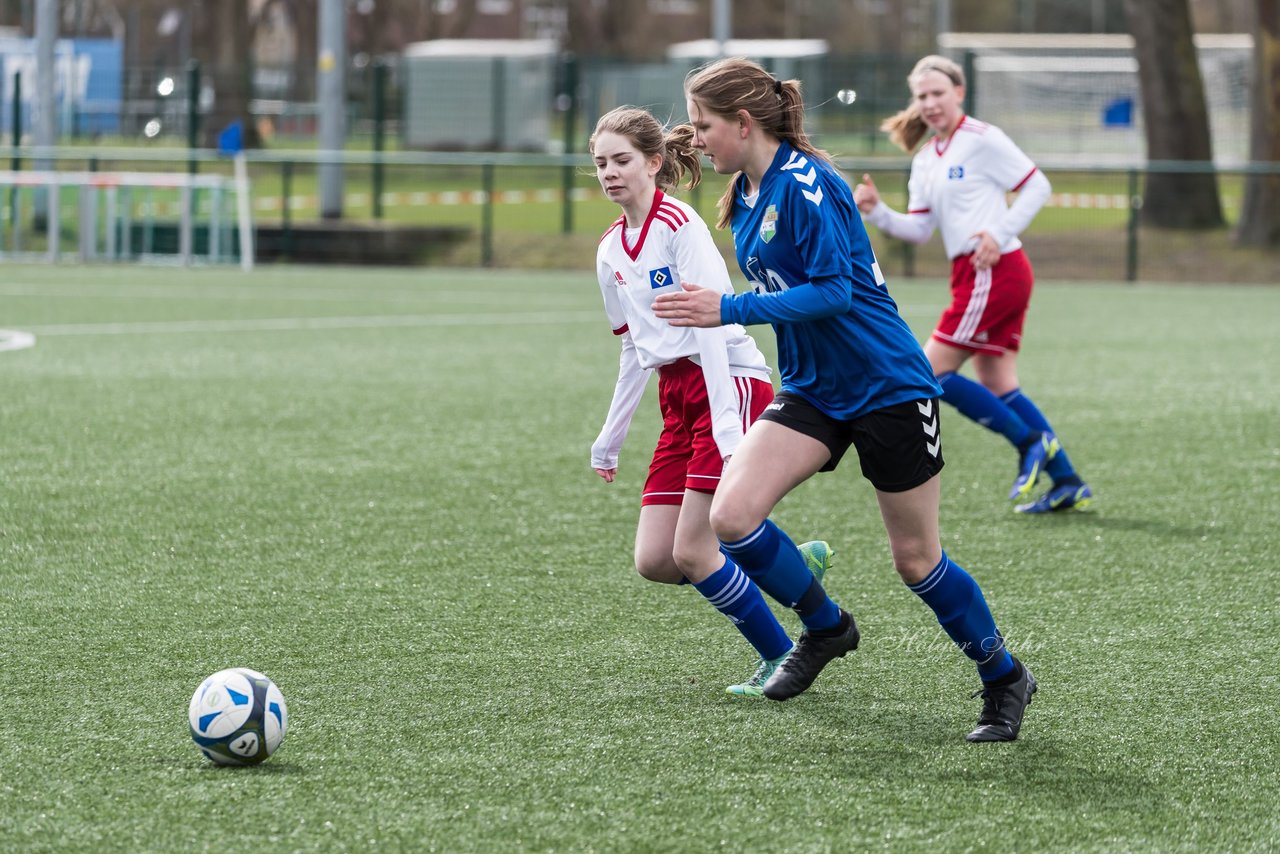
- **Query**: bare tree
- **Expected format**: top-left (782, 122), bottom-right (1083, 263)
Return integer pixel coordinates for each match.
top-left (188, 0), bottom-right (257, 146)
top-left (564, 0), bottom-right (660, 60)
top-left (1237, 0), bottom-right (1280, 246)
top-left (1123, 0), bottom-right (1225, 227)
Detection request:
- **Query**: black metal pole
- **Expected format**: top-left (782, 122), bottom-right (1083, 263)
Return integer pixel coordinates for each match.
top-left (1126, 169), bottom-right (1140, 283)
top-left (282, 159), bottom-right (293, 259)
top-left (372, 61), bottom-right (386, 220)
top-left (560, 53), bottom-right (577, 235)
top-left (186, 60), bottom-right (200, 175)
top-left (963, 50), bottom-right (977, 116)
top-left (482, 163), bottom-right (494, 267)
top-left (9, 70), bottom-right (20, 236)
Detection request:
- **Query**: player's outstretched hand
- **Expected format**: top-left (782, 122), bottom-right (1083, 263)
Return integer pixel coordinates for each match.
top-left (653, 283), bottom-right (724, 328)
top-left (853, 173), bottom-right (880, 214)
top-left (594, 467), bottom-right (617, 483)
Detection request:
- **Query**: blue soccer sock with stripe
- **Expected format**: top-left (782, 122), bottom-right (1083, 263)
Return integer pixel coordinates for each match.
top-left (938, 371), bottom-right (1031, 447)
top-left (1000, 388), bottom-right (1079, 483)
top-left (908, 552), bottom-right (1015, 682)
top-left (692, 557), bottom-right (793, 662)
top-left (720, 520), bottom-right (841, 632)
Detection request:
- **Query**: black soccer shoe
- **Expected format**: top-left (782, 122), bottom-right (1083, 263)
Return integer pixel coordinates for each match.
top-left (966, 658), bottom-right (1038, 742)
top-left (762, 609), bottom-right (860, 701)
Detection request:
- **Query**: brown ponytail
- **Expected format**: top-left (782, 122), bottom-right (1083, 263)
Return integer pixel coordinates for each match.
top-left (588, 106), bottom-right (704, 195)
top-left (683, 57), bottom-right (833, 230)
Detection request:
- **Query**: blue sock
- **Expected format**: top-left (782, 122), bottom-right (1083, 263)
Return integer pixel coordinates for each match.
top-left (908, 553), bottom-right (1014, 682)
top-left (938, 371), bottom-right (1031, 447)
top-left (692, 558), bottom-right (793, 661)
top-left (720, 520), bottom-right (840, 632)
top-left (1000, 388), bottom-right (1079, 483)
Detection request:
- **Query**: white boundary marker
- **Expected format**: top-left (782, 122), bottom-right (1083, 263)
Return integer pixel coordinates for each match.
top-left (233, 153), bottom-right (255, 271)
top-left (0, 329), bottom-right (36, 351)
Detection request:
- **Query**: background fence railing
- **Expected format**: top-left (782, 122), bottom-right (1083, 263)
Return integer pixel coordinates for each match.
top-left (1, 145), bottom-right (1276, 283)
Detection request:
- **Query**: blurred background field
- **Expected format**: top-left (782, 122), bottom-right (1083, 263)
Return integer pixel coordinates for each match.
top-left (1, 3), bottom-right (1275, 282)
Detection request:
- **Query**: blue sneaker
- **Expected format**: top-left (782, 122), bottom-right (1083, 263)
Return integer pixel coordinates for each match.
top-left (1009, 432), bottom-right (1060, 502)
top-left (1016, 481), bottom-right (1094, 514)
top-left (797, 540), bottom-right (834, 585)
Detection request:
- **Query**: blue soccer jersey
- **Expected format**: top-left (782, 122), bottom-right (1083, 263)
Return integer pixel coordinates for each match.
top-left (720, 142), bottom-right (942, 420)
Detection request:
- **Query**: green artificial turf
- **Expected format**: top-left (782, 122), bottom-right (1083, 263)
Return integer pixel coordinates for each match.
top-left (1, 264), bottom-right (1276, 851)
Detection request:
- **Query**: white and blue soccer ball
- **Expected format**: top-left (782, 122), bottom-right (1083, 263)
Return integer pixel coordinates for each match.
top-left (188, 668), bottom-right (288, 765)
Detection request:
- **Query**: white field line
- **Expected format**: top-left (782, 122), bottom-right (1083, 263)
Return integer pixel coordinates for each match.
top-left (3, 295), bottom-right (935, 354)
top-left (0, 281), bottom-right (589, 307)
top-left (16, 311), bottom-right (605, 338)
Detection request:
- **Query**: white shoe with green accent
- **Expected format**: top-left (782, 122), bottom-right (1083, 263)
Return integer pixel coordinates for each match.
top-left (725, 541), bottom-right (833, 698)
top-left (725, 653), bottom-right (790, 698)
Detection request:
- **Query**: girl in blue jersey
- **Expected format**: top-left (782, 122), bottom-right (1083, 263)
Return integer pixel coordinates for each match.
top-left (654, 57), bottom-right (1037, 742)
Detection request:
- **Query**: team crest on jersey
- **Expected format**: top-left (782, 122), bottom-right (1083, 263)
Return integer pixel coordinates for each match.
top-left (648, 267), bottom-right (672, 289)
top-left (760, 205), bottom-right (779, 243)
top-left (948, 165), bottom-right (965, 180)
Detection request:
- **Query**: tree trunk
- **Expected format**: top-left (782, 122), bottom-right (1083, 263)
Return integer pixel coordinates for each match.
top-left (1237, 0), bottom-right (1280, 247)
top-left (1123, 0), bottom-right (1226, 228)
top-left (195, 0), bottom-right (260, 147)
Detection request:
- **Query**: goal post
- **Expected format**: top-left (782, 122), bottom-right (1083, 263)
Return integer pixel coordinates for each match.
top-left (0, 167), bottom-right (255, 269)
top-left (938, 33), bottom-right (1253, 163)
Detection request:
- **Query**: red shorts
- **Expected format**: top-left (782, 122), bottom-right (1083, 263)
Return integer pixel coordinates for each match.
top-left (931, 248), bottom-right (1034, 356)
top-left (642, 357), bottom-right (774, 506)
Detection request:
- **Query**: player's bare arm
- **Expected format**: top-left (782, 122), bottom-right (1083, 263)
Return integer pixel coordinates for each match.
top-left (653, 282), bottom-right (723, 328)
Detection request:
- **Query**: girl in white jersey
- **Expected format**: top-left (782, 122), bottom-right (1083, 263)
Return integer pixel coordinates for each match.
top-left (854, 55), bottom-right (1093, 514)
top-left (589, 106), bottom-right (832, 697)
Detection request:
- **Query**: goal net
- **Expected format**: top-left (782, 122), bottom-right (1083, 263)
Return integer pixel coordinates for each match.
top-left (938, 33), bottom-right (1252, 164)
top-left (0, 163), bottom-right (254, 269)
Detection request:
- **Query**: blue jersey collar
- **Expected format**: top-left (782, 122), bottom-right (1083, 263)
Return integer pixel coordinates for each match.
top-left (735, 141), bottom-right (795, 206)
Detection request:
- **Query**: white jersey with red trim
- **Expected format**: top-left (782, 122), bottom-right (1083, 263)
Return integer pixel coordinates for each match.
top-left (596, 191), bottom-right (769, 378)
top-left (591, 190), bottom-right (771, 469)
top-left (901, 116), bottom-right (1040, 259)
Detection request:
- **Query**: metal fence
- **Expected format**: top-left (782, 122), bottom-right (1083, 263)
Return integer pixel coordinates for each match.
top-left (1, 145), bottom-right (1275, 284)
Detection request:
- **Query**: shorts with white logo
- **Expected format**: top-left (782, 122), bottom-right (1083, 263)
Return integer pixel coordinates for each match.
top-left (932, 248), bottom-right (1034, 355)
top-left (758, 392), bottom-right (945, 493)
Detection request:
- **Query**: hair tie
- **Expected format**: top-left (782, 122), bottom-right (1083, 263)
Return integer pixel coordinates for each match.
top-left (773, 78), bottom-right (783, 96)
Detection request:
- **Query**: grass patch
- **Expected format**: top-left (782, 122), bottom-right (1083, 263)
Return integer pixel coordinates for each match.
top-left (0, 265), bottom-right (1276, 851)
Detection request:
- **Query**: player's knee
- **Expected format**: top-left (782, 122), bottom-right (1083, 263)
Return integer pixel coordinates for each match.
top-left (708, 497), bottom-right (758, 543)
top-left (668, 541), bottom-right (692, 573)
top-left (634, 552), bottom-right (680, 583)
top-left (890, 547), bottom-right (939, 585)
top-left (670, 541), bottom-right (716, 579)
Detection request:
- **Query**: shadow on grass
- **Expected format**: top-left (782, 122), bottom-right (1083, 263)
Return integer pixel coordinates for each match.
top-left (157, 756), bottom-right (306, 776)
top-left (1023, 511), bottom-right (1218, 540)
top-left (735, 695), bottom-right (1166, 817)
